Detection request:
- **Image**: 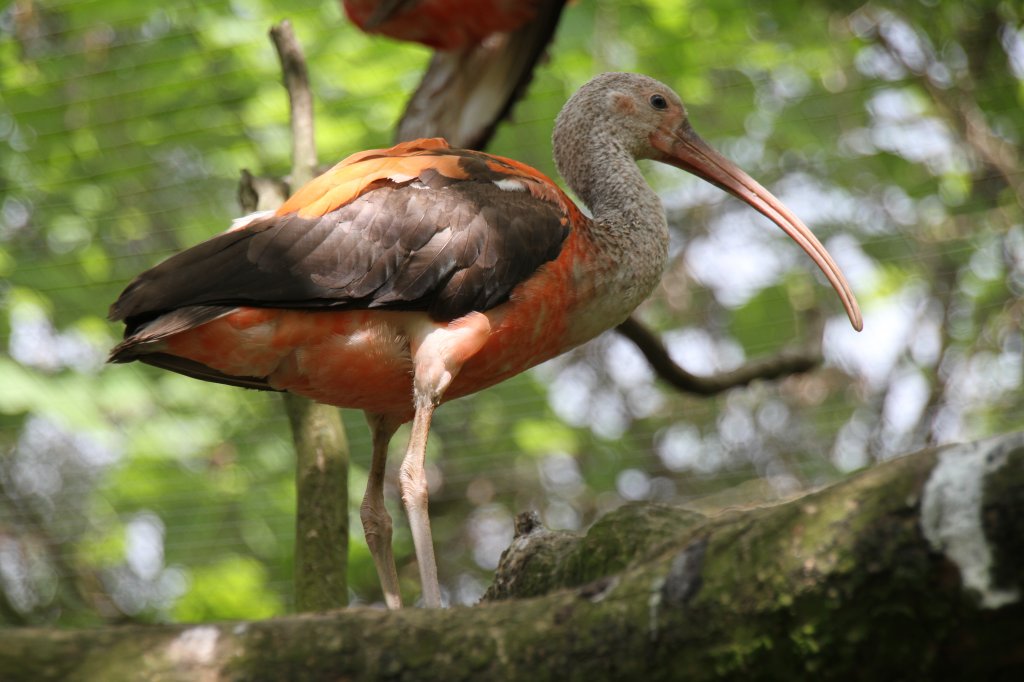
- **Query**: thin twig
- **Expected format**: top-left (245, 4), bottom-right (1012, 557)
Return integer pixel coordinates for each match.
top-left (270, 20), bottom-right (317, 187)
top-left (237, 169), bottom-right (289, 212)
top-left (616, 316), bottom-right (822, 396)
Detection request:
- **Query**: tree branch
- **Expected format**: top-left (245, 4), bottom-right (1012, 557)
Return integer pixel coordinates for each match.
top-left (3, 434), bottom-right (1022, 680)
top-left (237, 169), bottom-right (289, 212)
top-left (269, 20), bottom-right (317, 186)
top-left (236, 20), bottom-right (350, 613)
top-left (284, 393), bottom-right (350, 612)
top-left (615, 316), bottom-right (822, 396)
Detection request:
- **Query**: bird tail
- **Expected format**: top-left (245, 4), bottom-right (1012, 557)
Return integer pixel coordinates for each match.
top-left (108, 305), bottom-right (278, 392)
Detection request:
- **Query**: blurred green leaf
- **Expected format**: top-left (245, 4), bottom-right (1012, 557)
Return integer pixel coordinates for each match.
top-left (172, 554), bottom-right (283, 622)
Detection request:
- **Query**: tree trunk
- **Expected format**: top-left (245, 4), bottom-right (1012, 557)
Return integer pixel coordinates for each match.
top-left (2, 434), bottom-right (1022, 681)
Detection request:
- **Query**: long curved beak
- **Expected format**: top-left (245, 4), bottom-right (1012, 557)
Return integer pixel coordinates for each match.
top-left (652, 122), bottom-right (863, 332)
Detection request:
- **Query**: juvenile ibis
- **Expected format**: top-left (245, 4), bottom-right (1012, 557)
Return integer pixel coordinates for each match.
top-left (109, 73), bottom-right (862, 609)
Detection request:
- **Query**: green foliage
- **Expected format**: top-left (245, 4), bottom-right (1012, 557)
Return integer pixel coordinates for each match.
top-left (729, 284), bottom-right (799, 356)
top-left (172, 554), bottom-right (283, 622)
top-left (514, 418), bottom-right (579, 457)
top-left (1, 0), bottom-right (1022, 626)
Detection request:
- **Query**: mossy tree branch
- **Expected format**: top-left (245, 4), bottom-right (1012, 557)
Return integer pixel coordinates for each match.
top-left (3, 434), bottom-right (1022, 680)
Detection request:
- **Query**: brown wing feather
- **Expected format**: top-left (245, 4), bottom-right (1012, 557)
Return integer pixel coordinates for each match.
top-left (134, 353), bottom-right (277, 392)
top-left (110, 147), bottom-right (572, 340)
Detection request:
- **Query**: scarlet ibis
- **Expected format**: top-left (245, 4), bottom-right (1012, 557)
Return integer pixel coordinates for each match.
top-left (342, 0), bottom-right (537, 50)
top-left (343, 0), bottom-right (568, 149)
top-left (109, 73), bottom-right (862, 608)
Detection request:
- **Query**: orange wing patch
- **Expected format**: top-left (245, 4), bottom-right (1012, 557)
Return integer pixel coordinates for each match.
top-left (278, 139), bottom-right (464, 219)
top-left (276, 139), bottom-right (583, 226)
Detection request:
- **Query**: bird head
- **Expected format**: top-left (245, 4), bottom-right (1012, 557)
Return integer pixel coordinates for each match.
top-left (555, 72), bottom-right (863, 332)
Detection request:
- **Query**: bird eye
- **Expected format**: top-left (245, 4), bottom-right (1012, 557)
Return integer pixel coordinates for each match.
top-left (649, 94), bottom-right (668, 110)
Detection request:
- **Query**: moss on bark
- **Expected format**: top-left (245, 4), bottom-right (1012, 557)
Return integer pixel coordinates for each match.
top-left (1, 436), bottom-right (1022, 681)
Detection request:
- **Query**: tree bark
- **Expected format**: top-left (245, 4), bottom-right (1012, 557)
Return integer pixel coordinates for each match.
top-left (285, 392), bottom-right (350, 612)
top-left (2, 433), bottom-right (1022, 681)
top-left (268, 20), bottom-right (351, 612)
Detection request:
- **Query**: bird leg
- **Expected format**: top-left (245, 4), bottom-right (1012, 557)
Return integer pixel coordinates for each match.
top-left (361, 413), bottom-right (404, 610)
top-left (402, 314), bottom-right (492, 607)
top-left (399, 390), bottom-right (444, 608)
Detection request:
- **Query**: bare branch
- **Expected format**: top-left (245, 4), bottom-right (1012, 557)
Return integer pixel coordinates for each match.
top-left (616, 316), bottom-right (821, 396)
top-left (237, 169), bottom-right (290, 212)
top-left (259, 20), bottom-right (349, 613)
top-left (269, 20), bottom-right (317, 187)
